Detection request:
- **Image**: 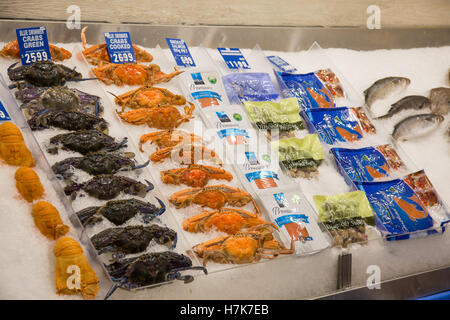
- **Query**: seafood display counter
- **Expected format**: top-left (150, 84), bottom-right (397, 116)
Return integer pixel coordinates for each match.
top-left (0, 20), bottom-right (449, 300)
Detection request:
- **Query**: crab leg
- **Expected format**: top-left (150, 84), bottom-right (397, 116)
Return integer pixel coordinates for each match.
top-left (130, 160), bottom-right (150, 170)
top-left (166, 266), bottom-right (208, 283)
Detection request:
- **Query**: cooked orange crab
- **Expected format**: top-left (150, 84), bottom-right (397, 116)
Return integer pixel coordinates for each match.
top-left (112, 86), bottom-right (187, 112)
top-left (139, 129), bottom-right (202, 151)
top-left (161, 164), bottom-right (233, 188)
top-left (150, 144), bottom-right (222, 165)
top-left (118, 103), bottom-right (194, 129)
top-left (93, 63), bottom-right (183, 86)
top-left (192, 224), bottom-right (294, 265)
top-left (169, 184), bottom-right (260, 214)
top-left (0, 40), bottom-right (72, 61)
top-left (183, 208), bottom-right (276, 234)
top-left (81, 26), bottom-right (153, 66)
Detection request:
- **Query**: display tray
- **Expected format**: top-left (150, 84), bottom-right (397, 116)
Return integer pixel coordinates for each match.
top-left (0, 20), bottom-right (449, 300)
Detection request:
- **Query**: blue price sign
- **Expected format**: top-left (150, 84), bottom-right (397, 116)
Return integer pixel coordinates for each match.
top-left (266, 55), bottom-right (297, 72)
top-left (217, 48), bottom-right (250, 70)
top-left (104, 32), bottom-right (136, 64)
top-left (166, 38), bottom-right (196, 67)
top-left (16, 26), bottom-right (51, 65)
top-left (0, 100), bottom-right (11, 122)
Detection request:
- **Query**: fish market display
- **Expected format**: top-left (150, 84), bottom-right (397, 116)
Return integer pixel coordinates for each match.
top-left (15, 166), bottom-right (45, 202)
top-left (51, 152), bottom-right (147, 177)
top-left (54, 237), bottom-right (99, 299)
top-left (81, 26), bottom-right (153, 66)
top-left (0, 121), bottom-right (35, 167)
top-left (193, 224), bottom-right (293, 266)
top-left (31, 201), bottom-right (70, 240)
top-left (92, 63), bottom-right (183, 86)
top-left (63, 174), bottom-right (153, 200)
top-left (273, 134), bottom-right (324, 179)
top-left (113, 86), bottom-right (186, 112)
top-left (364, 76), bottom-right (411, 108)
top-left (183, 208), bottom-right (275, 234)
top-left (313, 191), bottom-right (375, 247)
top-left (429, 87), bottom-right (450, 115)
top-left (91, 225), bottom-right (177, 254)
top-left (76, 198), bottom-right (165, 226)
top-left (47, 130), bottom-right (127, 155)
top-left (330, 144), bottom-right (405, 182)
top-left (392, 113), bottom-right (444, 141)
top-left (0, 40), bottom-right (72, 61)
top-left (117, 103), bottom-right (194, 129)
top-left (161, 165), bottom-right (233, 188)
top-left (169, 184), bottom-right (260, 213)
top-left (375, 95), bottom-right (431, 119)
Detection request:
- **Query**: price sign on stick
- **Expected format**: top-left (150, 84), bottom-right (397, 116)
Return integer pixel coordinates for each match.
top-left (16, 26), bottom-right (51, 65)
top-left (266, 55), bottom-right (297, 73)
top-left (166, 38), bottom-right (196, 67)
top-left (104, 32), bottom-right (136, 64)
top-left (0, 100), bottom-right (11, 122)
top-left (217, 48), bottom-right (250, 70)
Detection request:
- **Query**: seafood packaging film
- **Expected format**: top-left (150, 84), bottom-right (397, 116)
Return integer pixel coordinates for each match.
top-left (259, 190), bottom-right (329, 254)
top-left (222, 72), bottom-right (280, 104)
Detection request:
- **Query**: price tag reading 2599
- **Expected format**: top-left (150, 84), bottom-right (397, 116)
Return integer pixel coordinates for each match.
top-left (104, 32), bottom-right (136, 64)
top-left (16, 26), bottom-right (51, 66)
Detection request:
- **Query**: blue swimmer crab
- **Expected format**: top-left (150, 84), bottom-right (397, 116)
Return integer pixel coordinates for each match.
top-left (76, 198), bottom-right (165, 226)
top-left (104, 251), bottom-right (207, 299)
top-left (63, 174), bottom-right (154, 200)
top-left (47, 130), bottom-right (127, 155)
top-left (51, 151), bottom-right (148, 178)
top-left (28, 110), bottom-right (108, 132)
top-left (91, 225), bottom-right (177, 255)
top-left (16, 86), bottom-right (103, 118)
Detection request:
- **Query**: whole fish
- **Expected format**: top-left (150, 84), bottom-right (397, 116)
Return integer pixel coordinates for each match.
top-left (392, 113), bottom-right (444, 141)
top-left (375, 95), bottom-right (431, 119)
top-left (429, 87), bottom-right (450, 115)
top-left (364, 77), bottom-right (411, 108)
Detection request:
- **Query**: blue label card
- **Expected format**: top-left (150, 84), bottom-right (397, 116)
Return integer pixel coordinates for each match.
top-left (166, 38), bottom-right (196, 67)
top-left (104, 32), bottom-right (136, 64)
top-left (266, 55), bottom-right (297, 72)
top-left (217, 48), bottom-right (250, 70)
top-left (0, 100), bottom-right (11, 122)
top-left (16, 26), bottom-right (51, 65)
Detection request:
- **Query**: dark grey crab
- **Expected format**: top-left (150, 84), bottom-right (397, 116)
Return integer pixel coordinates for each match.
top-left (104, 251), bottom-right (207, 299)
top-left (28, 110), bottom-right (108, 132)
top-left (16, 86), bottom-right (103, 118)
top-left (91, 225), bottom-right (177, 255)
top-left (7, 60), bottom-right (93, 87)
top-left (76, 198), bottom-right (165, 226)
top-left (63, 174), bottom-right (154, 200)
top-left (47, 130), bottom-right (127, 155)
top-left (51, 151), bottom-right (148, 178)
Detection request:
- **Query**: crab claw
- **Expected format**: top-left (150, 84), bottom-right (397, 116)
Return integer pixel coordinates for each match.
top-left (166, 266), bottom-right (208, 284)
top-left (104, 277), bottom-right (128, 300)
top-left (131, 160), bottom-right (150, 170)
top-left (7, 61), bottom-right (19, 72)
top-left (155, 197), bottom-right (166, 216)
top-left (145, 179), bottom-right (154, 192)
top-left (170, 233), bottom-right (178, 250)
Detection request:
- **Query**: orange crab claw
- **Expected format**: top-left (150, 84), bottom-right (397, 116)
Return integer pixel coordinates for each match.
top-left (139, 129), bottom-right (202, 152)
top-left (161, 164), bottom-right (233, 188)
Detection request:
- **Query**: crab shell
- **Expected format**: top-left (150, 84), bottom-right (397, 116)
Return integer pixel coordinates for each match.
top-left (139, 129), bottom-right (202, 151)
top-left (115, 86), bottom-right (186, 112)
top-left (150, 144), bottom-right (222, 165)
top-left (0, 122), bottom-right (36, 167)
top-left (32, 201), bottom-right (69, 240)
top-left (0, 40), bottom-right (72, 61)
top-left (92, 63), bottom-right (183, 86)
top-left (118, 103), bottom-right (194, 129)
top-left (169, 184), bottom-right (260, 214)
top-left (54, 237), bottom-right (99, 299)
top-left (15, 166), bottom-right (44, 202)
top-left (182, 208), bottom-right (275, 234)
top-left (161, 165), bottom-right (233, 188)
top-left (81, 26), bottom-right (153, 66)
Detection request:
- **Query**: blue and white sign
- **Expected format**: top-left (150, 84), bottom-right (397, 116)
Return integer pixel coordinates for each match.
top-left (166, 38), bottom-right (196, 67)
top-left (104, 32), bottom-right (136, 64)
top-left (16, 26), bottom-right (51, 65)
top-left (0, 100), bottom-right (11, 122)
top-left (217, 48), bottom-right (250, 70)
top-left (266, 55), bottom-right (297, 72)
